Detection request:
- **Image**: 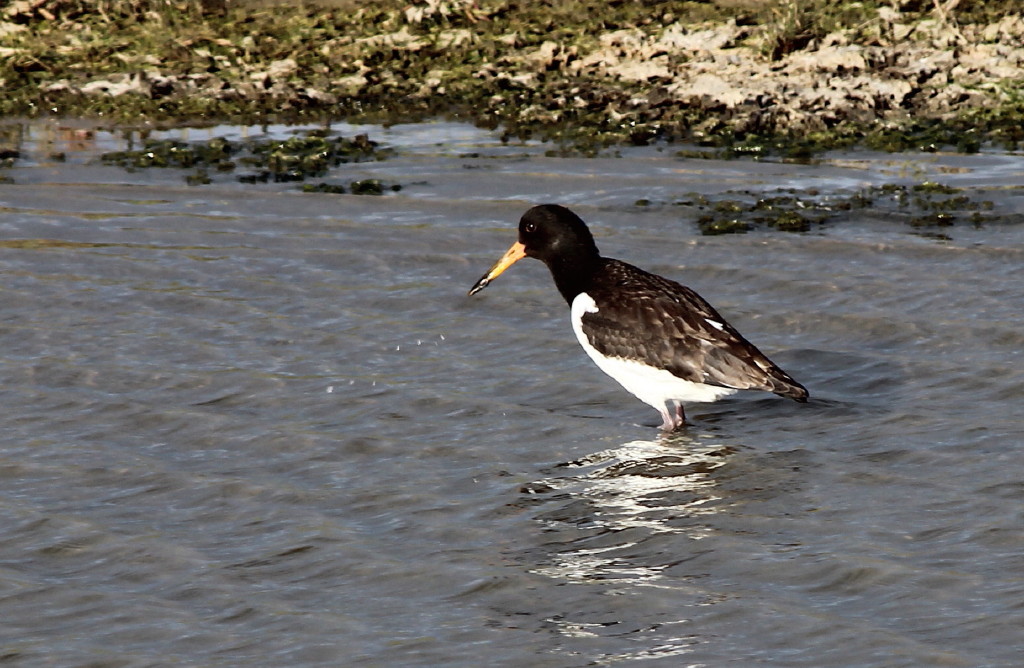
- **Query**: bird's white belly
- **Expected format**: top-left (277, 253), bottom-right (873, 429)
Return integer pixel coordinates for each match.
top-left (570, 292), bottom-right (736, 409)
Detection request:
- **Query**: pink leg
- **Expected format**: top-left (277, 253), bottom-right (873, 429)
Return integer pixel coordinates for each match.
top-left (657, 402), bottom-right (687, 431)
top-left (657, 406), bottom-right (675, 431)
top-left (673, 401), bottom-right (687, 430)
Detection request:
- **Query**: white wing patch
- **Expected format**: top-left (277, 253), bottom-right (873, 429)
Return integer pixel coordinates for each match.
top-left (705, 318), bottom-right (725, 331)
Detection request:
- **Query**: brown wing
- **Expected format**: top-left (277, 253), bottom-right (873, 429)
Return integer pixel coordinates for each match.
top-left (581, 259), bottom-right (808, 400)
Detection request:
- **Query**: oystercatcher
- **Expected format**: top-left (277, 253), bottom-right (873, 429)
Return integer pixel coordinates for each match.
top-left (468, 204), bottom-right (808, 430)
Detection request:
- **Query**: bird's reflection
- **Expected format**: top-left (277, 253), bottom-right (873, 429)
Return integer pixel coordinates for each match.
top-left (520, 433), bottom-right (739, 587)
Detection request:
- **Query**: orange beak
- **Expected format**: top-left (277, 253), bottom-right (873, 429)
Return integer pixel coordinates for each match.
top-left (468, 241), bottom-right (527, 296)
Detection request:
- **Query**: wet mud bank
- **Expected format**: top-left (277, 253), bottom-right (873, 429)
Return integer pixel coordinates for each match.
top-left (2, 1), bottom-right (1023, 152)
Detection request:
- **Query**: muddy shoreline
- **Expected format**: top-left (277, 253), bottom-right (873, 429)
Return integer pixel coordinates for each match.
top-left (2, 1), bottom-right (1024, 152)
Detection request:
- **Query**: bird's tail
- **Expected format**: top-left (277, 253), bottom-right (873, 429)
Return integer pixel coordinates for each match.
top-left (771, 375), bottom-right (809, 402)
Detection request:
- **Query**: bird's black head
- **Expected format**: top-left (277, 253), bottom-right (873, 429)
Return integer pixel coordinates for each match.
top-left (468, 204), bottom-right (603, 303)
top-left (518, 204), bottom-right (600, 267)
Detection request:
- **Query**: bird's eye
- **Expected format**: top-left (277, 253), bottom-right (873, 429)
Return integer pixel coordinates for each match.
top-left (524, 222), bottom-right (537, 233)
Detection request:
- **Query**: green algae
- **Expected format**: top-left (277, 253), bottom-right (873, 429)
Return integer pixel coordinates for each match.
top-left (349, 179), bottom-right (384, 195)
top-left (695, 192), bottom-right (827, 235)
top-left (686, 180), bottom-right (1013, 236)
top-left (302, 182), bottom-right (348, 194)
top-left (99, 129), bottom-right (395, 186)
top-left (697, 216), bottom-right (752, 236)
top-left (301, 179), bottom-right (402, 195)
top-left (101, 139), bottom-right (228, 170)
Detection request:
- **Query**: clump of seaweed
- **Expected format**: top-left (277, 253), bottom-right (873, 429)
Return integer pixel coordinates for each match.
top-left (101, 138), bottom-right (234, 171)
top-left (694, 192), bottom-right (829, 235)
top-left (860, 181), bottom-right (998, 232)
top-left (680, 180), bottom-right (1008, 236)
top-left (243, 132), bottom-right (386, 181)
top-left (301, 179), bottom-right (402, 195)
top-left (100, 129), bottom-right (399, 188)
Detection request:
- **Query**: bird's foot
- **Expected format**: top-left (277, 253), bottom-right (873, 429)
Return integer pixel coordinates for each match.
top-left (657, 404), bottom-right (687, 431)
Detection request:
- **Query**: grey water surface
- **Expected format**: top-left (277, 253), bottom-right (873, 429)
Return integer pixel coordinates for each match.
top-left (1, 119), bottom-right (1023, 666)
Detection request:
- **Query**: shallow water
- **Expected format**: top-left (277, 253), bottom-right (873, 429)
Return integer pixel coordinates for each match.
top-left (1, 118), bottom-right (1023, 666)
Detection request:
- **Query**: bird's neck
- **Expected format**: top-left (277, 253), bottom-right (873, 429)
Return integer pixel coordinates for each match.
top-left (549, 253), bottom-right (603, 305)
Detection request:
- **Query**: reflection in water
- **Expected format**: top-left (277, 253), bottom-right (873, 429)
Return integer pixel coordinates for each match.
top-left (523, 435), bottom-right (737, 586)
top-left (518, 435), bottom-right (739, 659)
